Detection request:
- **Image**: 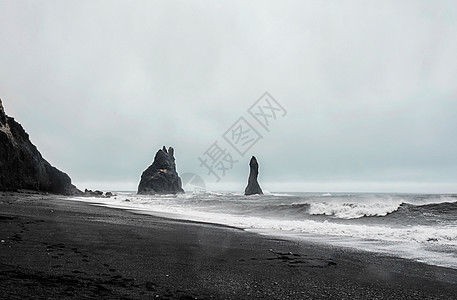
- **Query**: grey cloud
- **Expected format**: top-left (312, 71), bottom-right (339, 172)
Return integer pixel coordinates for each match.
top-left (1, 0), bottom-right (456, 192)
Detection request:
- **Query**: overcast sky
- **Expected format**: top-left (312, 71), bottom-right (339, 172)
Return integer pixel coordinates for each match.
top-left (1, 1), bottom-right (456, 193)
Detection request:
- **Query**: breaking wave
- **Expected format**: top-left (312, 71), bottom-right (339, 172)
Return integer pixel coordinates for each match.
top-left (307, 201), bottom-right (402, 219)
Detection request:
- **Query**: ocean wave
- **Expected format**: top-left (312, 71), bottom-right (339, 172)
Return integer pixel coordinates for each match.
top-left (263, 191), bottom-right (295, 197)
top-left (404, 195), bottom-right (457, 206)
top-left (302, 195), bottom-right (457, 219)
top-left (396, 201), bottom-right (457, 223)
top-left (307, 201), bottom-right (402, 219)
top-left (253, 203), bottom-right (311, 218)
top-left (404, 198), bottom-right (457, 210)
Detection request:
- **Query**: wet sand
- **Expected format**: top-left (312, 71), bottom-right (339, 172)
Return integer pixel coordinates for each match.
top-left (1, 192), bottom-right (457, 299)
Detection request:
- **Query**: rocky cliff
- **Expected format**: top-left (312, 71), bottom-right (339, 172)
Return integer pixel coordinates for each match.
top-left (137, 146), bottom-right (184, 194)
top-left (244, 156), bottom-right (263, 195)
top-left (0, 99), bottom-right (80, 195)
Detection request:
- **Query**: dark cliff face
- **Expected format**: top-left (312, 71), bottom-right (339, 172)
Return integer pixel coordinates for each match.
top-left (0, 99), bottom-right (81, 195)
top-left (244, 156), bottom-right (263, 196)
top-left (137, 146), bottom-right (184, 195)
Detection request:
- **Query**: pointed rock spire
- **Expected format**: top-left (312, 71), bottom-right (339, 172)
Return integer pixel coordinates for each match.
top-left (244, 156), bottom-right (263, 195)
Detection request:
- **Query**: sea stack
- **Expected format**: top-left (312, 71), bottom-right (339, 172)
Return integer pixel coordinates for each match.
top-left (0, 99), bottom-right (81, 195)
top-left (244, 156), bottom-right (263, 195)
top-left (137, 146), bottom-right (184, 195)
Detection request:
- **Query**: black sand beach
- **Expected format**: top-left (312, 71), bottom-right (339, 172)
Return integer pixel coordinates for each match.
top-left (1, 193), bottom-right (457, 299)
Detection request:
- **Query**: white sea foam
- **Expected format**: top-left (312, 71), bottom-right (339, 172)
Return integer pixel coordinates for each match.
top-left (307, 201), bottom-right (403, 219)
top-left (263, 191), bottom-right (294, 196)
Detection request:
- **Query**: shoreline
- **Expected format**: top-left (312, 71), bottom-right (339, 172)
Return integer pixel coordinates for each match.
top-left (68, 192), bottom-right (457, 270)
top-left (1, 192), bottom-right (457, 299)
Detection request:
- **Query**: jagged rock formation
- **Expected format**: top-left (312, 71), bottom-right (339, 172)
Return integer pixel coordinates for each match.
top-left (244, 156), bottom-right (263, 195)
top-left (0, 99), bottom-right (81, 195)
top-left (137, 146), bottom-right (184, 195)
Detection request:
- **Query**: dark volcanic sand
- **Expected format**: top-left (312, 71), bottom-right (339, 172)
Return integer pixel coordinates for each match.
top-left (1, 193), bottom-right (457, 299)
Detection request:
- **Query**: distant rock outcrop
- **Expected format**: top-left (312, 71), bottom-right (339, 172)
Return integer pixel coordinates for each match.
top-left (244, 156), bottom-right (263, 195)
top-left (83, 189), bottom-right (116, 198)
top-left (0, 99), bottom-right (81, 195)
top-left (137, 146), bottom-right (184, 195)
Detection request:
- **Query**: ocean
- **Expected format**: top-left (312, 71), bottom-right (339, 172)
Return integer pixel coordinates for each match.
top-left (69, 192), bottom-right (457, 269)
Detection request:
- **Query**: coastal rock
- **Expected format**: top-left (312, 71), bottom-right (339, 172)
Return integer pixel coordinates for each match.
top-left (244, 156), bottom-right (263, 196)
top-left (84, 189), bottom-right (103, 197)
top-left (0, 99), bottom-right (81, 195)
top-left (83, 189), bottom-right (115, 198)
top-left (137, 146), bottom-right (184, 195)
